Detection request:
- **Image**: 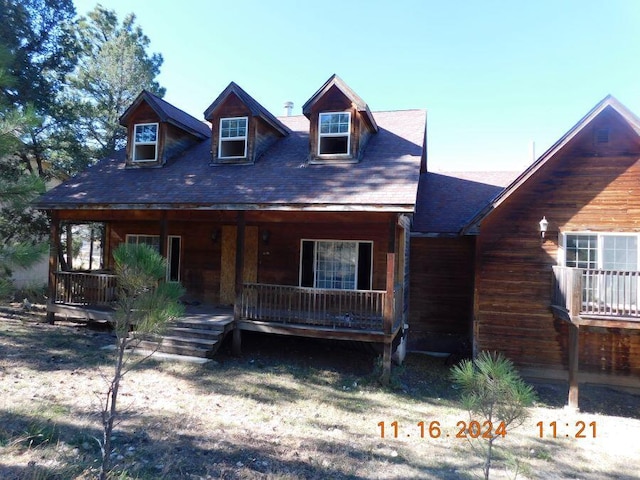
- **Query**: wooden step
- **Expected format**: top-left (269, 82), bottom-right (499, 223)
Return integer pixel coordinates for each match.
top-left (166, 326), bottom-right (224, 340)
top-left (159, 335), bottom-right (219, 348)
top-left (127, 314), bottom-right (233, 359)
top-left (173, 319), bottom-right (229, 331)
top-left (133, 339), bottom-right (213, 358)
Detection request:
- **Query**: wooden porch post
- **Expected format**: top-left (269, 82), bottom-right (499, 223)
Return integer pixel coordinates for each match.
top-left (47, 214), bottom-right (60, 324)
top-left (381, 252), bottom-right (395, 385)
top-left (568, 268), bottom-right (583, 318)
top-left (232, 211), bottom-right (245, 356)
top-left (567, 323), bottom-right (580, 410)
top-left (65, 223), bottom-right (73, 270)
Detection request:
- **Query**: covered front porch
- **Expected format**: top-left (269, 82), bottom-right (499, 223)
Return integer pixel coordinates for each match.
top-left (48, 261), bottom-right (404, 381)
top-left (45, 209), bottom-right (410, 382)
top-left (551, 266), bottom-right (640, 408)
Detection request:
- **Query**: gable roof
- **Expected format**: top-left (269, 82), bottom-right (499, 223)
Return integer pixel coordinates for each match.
top-left (461, 95), bottom-right (640, 235)
top-left (36, 110), bottom-right (426, 212)
top-left (412, 171), bottom-right (518, 236)
top-left (302, 74), bottom-right (378, 133)
top-left (203, 82), bottom-right (289, 136)
top-left (119, 90), bottom-right (211, 139)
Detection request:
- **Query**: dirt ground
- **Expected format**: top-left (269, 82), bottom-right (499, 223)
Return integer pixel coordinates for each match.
top-left (1, 305), bottom-right (639, 479)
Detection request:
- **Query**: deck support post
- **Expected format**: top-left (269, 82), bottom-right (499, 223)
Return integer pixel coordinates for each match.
top-left (380, 252), bottom-right (395, 385)
top-left (567, 323), bottom-right (580, 410)
top-left (46, 214), bottom-right (60, 324)
top-left (232, 327), bottom-right (242, 356)
top-left (381, 341), bottom-right (392, 385)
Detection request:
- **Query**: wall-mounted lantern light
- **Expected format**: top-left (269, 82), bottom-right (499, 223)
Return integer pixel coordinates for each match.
top-left (262, 230), bottom-right (270, 245)
top-left (539, 216), bottom-right (549, 240)
top-left (211, 229), bottom-right (219, 243)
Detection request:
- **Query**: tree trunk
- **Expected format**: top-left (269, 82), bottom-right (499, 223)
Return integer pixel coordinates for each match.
top-left (484, 437), bottom-right (494, 480)
top-left (99, 335), bottom-right (127, 480)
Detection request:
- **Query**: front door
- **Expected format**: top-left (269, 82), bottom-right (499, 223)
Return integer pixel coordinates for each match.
top-left (220, 225), bottom-right (258, 305)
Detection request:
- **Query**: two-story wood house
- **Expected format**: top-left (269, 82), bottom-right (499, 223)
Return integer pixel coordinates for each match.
top-left (37, 74), bottom-right (640, 403)
top-left (411, 96), bottom-right (640, 406)
top-left (36, 75), bottom-right (426, 382)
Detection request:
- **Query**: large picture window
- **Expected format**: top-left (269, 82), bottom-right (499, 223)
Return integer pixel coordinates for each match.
top-left (219, 117), bottom-right (248, 159)
top-left (318, 112), bottom-right (351, 156)
top-left (300, 240), bottom-right (372, 290)
top-left (133, 123), bottom-right (158, 162)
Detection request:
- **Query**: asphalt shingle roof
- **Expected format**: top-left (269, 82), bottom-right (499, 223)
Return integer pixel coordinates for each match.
top-left (412, 171), bottom-right (517, 235)
top-left (119, 90), bottom-right (211, 139)
top-left (38, 110), bottom-right (426, 211)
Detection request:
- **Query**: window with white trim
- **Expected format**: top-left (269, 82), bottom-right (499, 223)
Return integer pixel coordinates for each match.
top-left (565, 234), bottom-right (598, 269)
top-left (318, 112), bottom-right (351, 156)
top-left (563, 233), bottom-right (639, 271)
top-left (219, 117), bottom-right (248, 158)
top-left (300, 240), bottom-right (372, 290)
top-left (125, 234), bottom-right (181, 282)
top-left (563, 233), bottom-right (639, 309)
top-left (133, 123), bottom-right (158, 162)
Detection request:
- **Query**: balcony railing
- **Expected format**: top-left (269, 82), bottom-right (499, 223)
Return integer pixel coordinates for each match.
top-left (53, 271), bottom-right (117, 307)
top-left (239, 283), bottom-right (395, 331)
top-left (552, 266), bottom-right (640, 318)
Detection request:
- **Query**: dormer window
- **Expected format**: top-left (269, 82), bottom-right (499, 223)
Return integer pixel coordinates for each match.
top-left (318, 112), bottom-right (351, 156)
top-left (219, 117), bottom-right (248, 159)
top-left (133, 123), bottom-right (158, 162)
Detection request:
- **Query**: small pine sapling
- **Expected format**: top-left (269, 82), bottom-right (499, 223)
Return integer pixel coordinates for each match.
top-left (98, 243), bottom-right (184, 480)
top-left (450, 351), bottom-right (536, 480)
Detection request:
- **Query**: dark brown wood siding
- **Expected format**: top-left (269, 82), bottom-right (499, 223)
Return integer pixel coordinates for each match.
top-left (163, 123), bottom-right (203, 163)
top-left (253, 118), bottom-right (281, 162)
top-left (475, 107), bottom-right (640, 383)
top-left (409, 236), bottom-right (475, 352)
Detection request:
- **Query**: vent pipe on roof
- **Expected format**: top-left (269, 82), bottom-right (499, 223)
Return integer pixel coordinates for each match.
top-left (530, 140), bottom-right (536, 162)
top-left (283, 101), bottom-right (293, 116)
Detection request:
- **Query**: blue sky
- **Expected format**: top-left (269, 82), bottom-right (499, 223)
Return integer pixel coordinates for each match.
top-left (73, 0), bottom-right (640, 172)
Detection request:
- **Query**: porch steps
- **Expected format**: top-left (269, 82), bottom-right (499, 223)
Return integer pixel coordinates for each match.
top-left (129, 314), bottom-right (234, 359)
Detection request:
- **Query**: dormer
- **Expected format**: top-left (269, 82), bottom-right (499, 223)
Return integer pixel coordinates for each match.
top-left (204, 82), bottom-right (289, 165)
top-left (119, 90), bottom-right (211, 168)
top-left (302, 74), bottom-right (378, 164)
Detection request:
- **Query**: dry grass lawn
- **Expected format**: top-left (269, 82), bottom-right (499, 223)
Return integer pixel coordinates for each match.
top-left (1, 306), bottom-right (639, 479)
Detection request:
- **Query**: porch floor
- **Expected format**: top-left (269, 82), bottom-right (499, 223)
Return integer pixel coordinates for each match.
top-left (48, 301), bottom-right (236, 327)
top-left (178, 304), bottom-right (235, 329)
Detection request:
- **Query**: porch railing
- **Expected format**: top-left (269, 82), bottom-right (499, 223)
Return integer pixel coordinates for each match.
top-left (239, 283), bottom-right (391, 331)
top-left (53, 271), bottom-right (117, 307)
top-left (552, 266), bottom-right (640, 318)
